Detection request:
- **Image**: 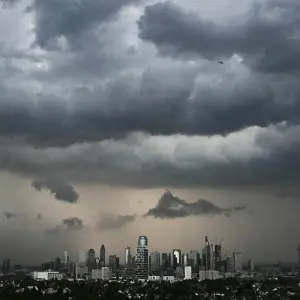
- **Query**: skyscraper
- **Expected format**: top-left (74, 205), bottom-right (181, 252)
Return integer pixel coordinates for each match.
top-left (150, 251), bottom-right (160, 274)
top-left (87, 249), bottom-right (96, 273)
top-left (172, 249), bottom-right (182, 267)
top-left (109, 255), bottom-right (117, 274)
top-left (125, 246), bottom-right (131, 268)
top-left (64, 250), bottom-right (68, 267)
top-left (135, 236), bottom-right (149, 280)
top-left (100, 244), bottom-right (105, 268)
top-left (2, 258), bottom-right (10, 274)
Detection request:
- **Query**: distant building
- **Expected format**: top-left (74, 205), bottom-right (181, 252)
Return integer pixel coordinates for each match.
top-left (184, 266), bottom-right (192, 279)
top-left (87, 249), bottom-right (96, 273)
top-left (189, 250), bottom-right (199, 272)
top-left (100, 244), bottom-right (105, 268)
top-left (109, 255), bottom-right (117, 274)
top-left (150, 251), bottom-right (160, 273)
top-left (54, 257), bottom-right (61, 271)
top-left (233, 252), bottom-right (243, 273)
top-left (64, 251), bottom-right (69, 267)
top-left (125, 247), bottom-right (131, 269)
top-left (101, 267), bottom-right (112, 281)
top-left (135, 236), bottom-right (149, 280)
top-left (199, 270), bottom-right (220, 281)
top-left (172, 249), bottom-right (182, 267)
top-left (2, 258), bottom-right (10, 274)
top-left (248, 259), bottom-right (254, 271)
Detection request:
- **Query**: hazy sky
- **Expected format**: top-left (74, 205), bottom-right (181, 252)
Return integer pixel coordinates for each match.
top-left (0, 0), bottom-right (300, 265)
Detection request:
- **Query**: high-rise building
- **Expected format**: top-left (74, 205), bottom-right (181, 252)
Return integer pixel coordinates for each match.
top-left (248, 259), bottom-right (254, 272)
top-left (182, 253), bottom-right (189, 267)
top-left (150, 251), bottom-right (160, 273)
top-left (233, 252), bottom-right (243, 273)
top-left (109, 255), bottom-right (117, 274)
top-left (201, 236), bottom-right (214, 271)
top-left (100, 244), bottom-right (105, 268)
top-left (161, 253), bottom-right (169, 270)
top-left (87, 249), bottom-right (96, 273)
top-left (76, 250), bottom-right (88, 279)
top-left (172, 249), bottom-right (182, 267)
top-left (189, 250), bottom-right (199, 271)
top-left (54, 257), bottom-right (61, 271)
top-left (135, 236), bottom-right (149, 280)
top-left (2, 258), bottom-right (10, 274)
top-left (214, 244), bottom-right (221, 271)
top-left (63, 251), bottom-right (68, 267)
top-left (125, 247), bottom-right (132, 269)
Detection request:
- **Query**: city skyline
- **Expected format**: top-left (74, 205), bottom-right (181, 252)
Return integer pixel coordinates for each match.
top-left (1, 0), bottom-right (300, 266)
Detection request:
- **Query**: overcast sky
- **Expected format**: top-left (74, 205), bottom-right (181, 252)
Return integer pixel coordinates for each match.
top-left (0, 0), bottom-right (300, 266)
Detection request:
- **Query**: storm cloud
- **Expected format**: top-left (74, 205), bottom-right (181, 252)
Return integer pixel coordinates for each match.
top-left (0, 0), bottom-right (300, 189)
top-left (138, 0), bottom-right (300, 73)
top-left (145, 191), bottom-right (247, 219)
top-left (96, 214), bottom-right (136, 231)
top-left (31, 178), bottom-right (79, 203)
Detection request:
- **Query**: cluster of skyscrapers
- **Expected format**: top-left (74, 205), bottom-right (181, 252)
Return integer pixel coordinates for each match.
top-left (70, 235), bottom-right (245, 280)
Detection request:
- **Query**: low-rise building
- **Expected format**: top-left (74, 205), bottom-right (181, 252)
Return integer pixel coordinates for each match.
top-left (31, 271), bottom-right (63, 281)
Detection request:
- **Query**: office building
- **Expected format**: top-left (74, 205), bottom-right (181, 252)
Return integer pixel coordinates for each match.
top-left (87, 249), bottom-right (96, 273)
top-left (63, 250), bottom-right (69, 267)
top-left (54, 257), bottom-right (61, 271)
top-left (182, 253), bottom-right (189, 267)
top-left (109, 255), bottom-right (117, 274)
top-left (172, 249), bottom-right (182, 267)
top-left (101, 267), bottom-right (112, 281)
top-left (214, 244), bottom-right (222, 271)
top-left (32, 271), bottom-right (63, 281)
top-left (125, 247), bottom-right (132, 269)
top-left (135, 236), bottom-right (149, 280)
top-left (150, 251), bottom-right (160, 273)
top-left (248, 259), bottom-right (254, 271)
top-left (100, 244), bottom-right (105, 268)
top-left (2, 258), bottom-right (10, 274)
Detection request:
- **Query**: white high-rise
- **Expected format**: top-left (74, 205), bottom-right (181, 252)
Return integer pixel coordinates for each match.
top-left (184, 266), bottom-right (192, 279)
top-left (135, 236), bottom-right (149, 280)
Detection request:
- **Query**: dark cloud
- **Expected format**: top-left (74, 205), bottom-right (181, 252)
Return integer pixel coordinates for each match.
top-left (37, 213), bottom-right (42, 220)
top-left (96, 214), bottom-right (136, 231)
top-left (3, 211), bottom-right (18, 219)
top-left (138, 0), bottom-right (300, 73)
top-left (144, 191), bottom-right (246, 219)
top-left (29, 0), bottom-right (138, 49)
top-left (1, 66), bottom-right (300, 146)
top-left (31, 178), bottom-right (79, 203)
top-left (46, 217), bottom-right (84, 234)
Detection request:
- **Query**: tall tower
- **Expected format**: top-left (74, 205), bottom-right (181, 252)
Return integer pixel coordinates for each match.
top-left (64, 251), bottom-right (68, 267)
top-left (135, 236), bottom-right (149, 280)
top-left (100, 244), bottom-right (105, 268)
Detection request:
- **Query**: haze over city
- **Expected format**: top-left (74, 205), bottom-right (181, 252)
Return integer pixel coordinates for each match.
top-left (0, 0), bottom-right (300, 266)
